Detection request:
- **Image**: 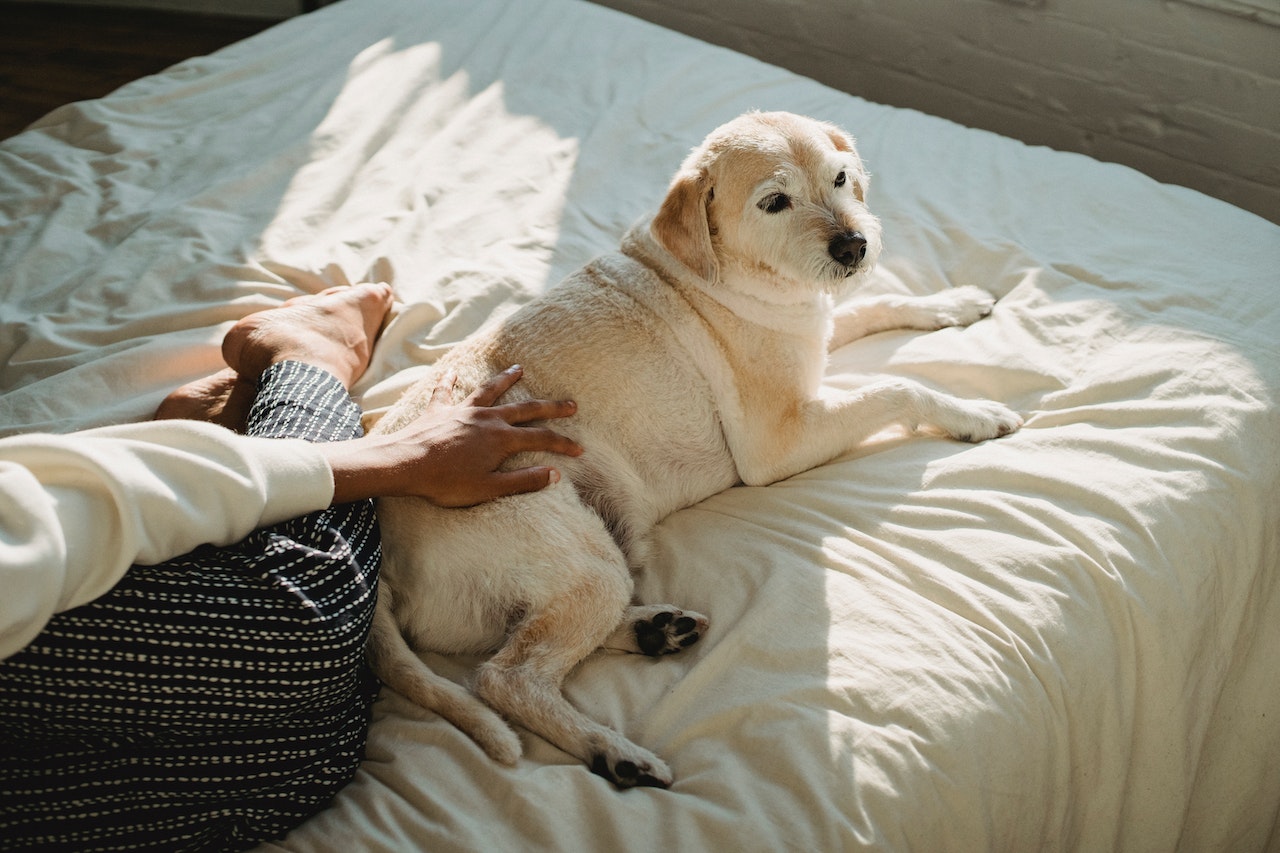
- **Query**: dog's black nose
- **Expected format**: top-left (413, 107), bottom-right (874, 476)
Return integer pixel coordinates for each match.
top-left (829, 232), bottom-right (868, 267)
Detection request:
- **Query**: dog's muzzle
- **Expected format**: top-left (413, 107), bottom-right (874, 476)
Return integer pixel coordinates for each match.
top-left (829, 231), bottom-right (868, 271)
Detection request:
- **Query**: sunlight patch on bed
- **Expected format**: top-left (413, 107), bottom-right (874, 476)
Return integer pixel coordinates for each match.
top-left (256, 38), bottom-right (580, 411)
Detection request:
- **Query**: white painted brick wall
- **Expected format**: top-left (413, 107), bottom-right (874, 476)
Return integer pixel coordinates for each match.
top-left (589, 0), bottom-right (1280, 224)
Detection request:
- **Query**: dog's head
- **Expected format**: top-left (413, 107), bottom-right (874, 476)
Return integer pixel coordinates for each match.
top-left (651, 111), bottom-right (882, 297)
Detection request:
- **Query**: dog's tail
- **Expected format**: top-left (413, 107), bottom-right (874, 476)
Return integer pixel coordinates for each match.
top-left (367, 585), bottom-right (522, 765)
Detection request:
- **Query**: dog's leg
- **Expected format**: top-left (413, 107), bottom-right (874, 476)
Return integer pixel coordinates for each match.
top-left (602, 605), bottom-right (708, 655)
top-left (367, 588), bottom-right (523, 765)
top-left (474, 583), bottom-right (674, 789)
top-left (831, 285), bottom-right (996, 349)
top-left (730, 378), bottom-right (1022, 486)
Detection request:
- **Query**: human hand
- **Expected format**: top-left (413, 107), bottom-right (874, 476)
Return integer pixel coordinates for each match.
top-left (322, 365), bottom-right (582, 507)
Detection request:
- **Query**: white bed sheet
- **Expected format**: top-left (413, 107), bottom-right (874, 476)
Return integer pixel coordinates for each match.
top-left (1, 0), bottom-right (1278, 850)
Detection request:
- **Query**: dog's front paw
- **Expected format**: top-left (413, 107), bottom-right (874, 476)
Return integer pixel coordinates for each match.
top-left (918, 285), bottom-right (997, 329)
top-left (590, 743), bottom-right (672, 789)
top-left (632, 605), bottom-right (708, 657)
top-left (941, 398), bottom-right (1023, 443)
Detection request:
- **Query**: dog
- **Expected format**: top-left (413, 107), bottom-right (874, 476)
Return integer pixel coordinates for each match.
top-left (366, 111), bottom-right (1022, 789)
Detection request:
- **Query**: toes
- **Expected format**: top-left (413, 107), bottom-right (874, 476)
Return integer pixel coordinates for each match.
top-left (927, 285), bottom-right (997, 328)
top-left (590, 753), bottom-right (672, 789)
top-left (995, 416), bottom-right (1022, 437)
top-left (633, 607), bottom-right (707, 657)
top-left (952, 403), bottom-right (1023, 443)
top-left (634, 619), bottom-right (672, 656)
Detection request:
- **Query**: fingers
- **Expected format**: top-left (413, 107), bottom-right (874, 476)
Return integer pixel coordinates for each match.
top-left (467, 365), bottom-right (524, 407)
top-left (503, 424), bottom-right (584, 458)
top-left (413, 365), bottom-right (582, 506)
top-left (460, 366), bottom-right (576, 417)
top-left (459, 365), bottom-right (578, 427)
top-left (487, 466), bottom-right (563, 502)
top-left (438, 467), bottom-right (563, 508)
top-left (494, 397), bottom-right (578, 426)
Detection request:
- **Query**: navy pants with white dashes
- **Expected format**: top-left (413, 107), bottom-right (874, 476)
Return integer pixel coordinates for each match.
top-left (0, 362), bottom-right (382, 852)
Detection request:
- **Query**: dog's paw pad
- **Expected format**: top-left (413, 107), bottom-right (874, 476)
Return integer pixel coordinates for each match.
top-left (591, 752), bottom-right (671, 789)
top-left (634, 606), bottom-right (708, 657)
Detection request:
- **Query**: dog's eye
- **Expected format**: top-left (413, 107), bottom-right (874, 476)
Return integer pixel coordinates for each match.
top-left (758, 193), bottom-right (791, 214)
top-left (834, 171), bottom-right (847, 188)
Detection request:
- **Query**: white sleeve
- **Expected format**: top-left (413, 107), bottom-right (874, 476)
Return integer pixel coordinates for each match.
top-left (0, 420), bottom-right (336, 659)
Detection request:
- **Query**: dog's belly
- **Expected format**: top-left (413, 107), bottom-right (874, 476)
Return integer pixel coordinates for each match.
top-left (556, 429), bottom-right (737, 563)
top-left (377, 480), bottom-right (635, 656)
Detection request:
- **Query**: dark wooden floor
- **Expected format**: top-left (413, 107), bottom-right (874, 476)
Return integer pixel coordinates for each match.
top-left (0, 2), bottom-right (285, 139)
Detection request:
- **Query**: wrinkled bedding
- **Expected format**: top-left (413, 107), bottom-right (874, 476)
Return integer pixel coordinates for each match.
top-left (1, 0), bottom-right (1277, 849)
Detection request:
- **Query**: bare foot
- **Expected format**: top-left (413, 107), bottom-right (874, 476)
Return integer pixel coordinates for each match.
top-left (155, 283), bottom-right (395, 430)
top-left (222, 283), bottom-right (395, 388)
top-left (154, 368), bottom-right (257, 430)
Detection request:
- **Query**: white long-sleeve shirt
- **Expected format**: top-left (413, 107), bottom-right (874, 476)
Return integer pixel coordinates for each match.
top-left (0, 420), bottom-right (335, 660)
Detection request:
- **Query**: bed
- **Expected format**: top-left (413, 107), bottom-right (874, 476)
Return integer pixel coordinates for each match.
top-left (2, 0), bottom-right (1278, 849)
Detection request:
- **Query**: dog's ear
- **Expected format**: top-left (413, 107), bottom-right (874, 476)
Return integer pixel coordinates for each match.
top-left (651, 168), bottom-right (718, 282)
top-left (822, 122), bottom-right (856, 154)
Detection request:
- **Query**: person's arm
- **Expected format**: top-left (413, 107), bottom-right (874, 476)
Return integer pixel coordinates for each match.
top-left (0, 420), bottom-right (334, 659)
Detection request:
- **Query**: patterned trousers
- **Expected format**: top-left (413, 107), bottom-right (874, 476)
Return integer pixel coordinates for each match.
top-left (0, 362), bottom-right (383, 852)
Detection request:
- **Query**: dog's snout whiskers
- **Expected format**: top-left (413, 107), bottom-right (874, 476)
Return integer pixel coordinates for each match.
top-left (829, 232), bottom-right (868, 268)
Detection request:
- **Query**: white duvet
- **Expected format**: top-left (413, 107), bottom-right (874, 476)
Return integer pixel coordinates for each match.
top-left (0, 0), bottom-right (1277, 849)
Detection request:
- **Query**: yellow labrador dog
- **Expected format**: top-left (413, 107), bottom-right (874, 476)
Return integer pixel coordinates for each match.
top-left (368, 111), bottom-right (1022, 788)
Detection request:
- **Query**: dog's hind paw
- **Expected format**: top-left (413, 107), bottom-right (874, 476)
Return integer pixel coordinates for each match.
top-left (607, 604), bottom-right (708, 656)
top-left (590, 745), bottom-right (672, 789)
